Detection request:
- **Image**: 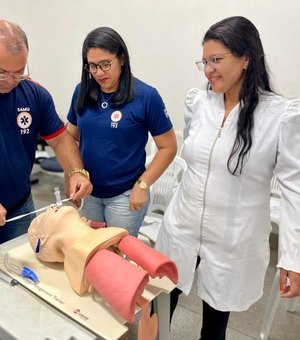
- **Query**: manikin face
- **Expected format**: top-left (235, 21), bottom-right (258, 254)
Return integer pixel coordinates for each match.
top-left (86, 48), bottom-right (123, 93)
top-left (0, 43), bottom-right (28, 94)
top-left (202, 40), bottom-right (249, 99)
top-left (28, 206), bottom-right (88, 263)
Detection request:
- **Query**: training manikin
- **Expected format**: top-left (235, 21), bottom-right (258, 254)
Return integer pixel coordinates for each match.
top-left (27, 205), bottom-right (178, 325)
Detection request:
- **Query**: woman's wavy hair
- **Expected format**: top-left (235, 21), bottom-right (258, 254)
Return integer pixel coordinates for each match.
top-left (77, 26), bottom-right (134, 113)
top-left (203, 16), bottom-right (273, 175)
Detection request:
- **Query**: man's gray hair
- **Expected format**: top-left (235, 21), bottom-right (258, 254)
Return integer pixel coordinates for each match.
top-left (0, 19), bottom-right (28, 53)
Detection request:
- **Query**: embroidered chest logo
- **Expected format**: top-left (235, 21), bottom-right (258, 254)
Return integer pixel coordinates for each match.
top-left (110, 110), bottom-right (122, 129)
top-left (17, 107), bottom-right (32, 134)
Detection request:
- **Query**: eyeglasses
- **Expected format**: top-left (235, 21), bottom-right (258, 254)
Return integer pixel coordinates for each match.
top-left (195, 53), bottom-right (231, 71)
top-left (0, 64), bottom-right (30, 81)
top-left (84, 57), bottom-right (117, 74)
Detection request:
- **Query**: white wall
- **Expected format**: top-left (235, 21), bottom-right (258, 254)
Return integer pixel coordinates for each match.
top-left (1, 0), bottom-right (299, 131)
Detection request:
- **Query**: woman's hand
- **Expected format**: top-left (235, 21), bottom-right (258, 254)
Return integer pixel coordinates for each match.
top-left (129, 184), bottom-right (148, 211)
top-left (280, 268), bottom-right (300, 297)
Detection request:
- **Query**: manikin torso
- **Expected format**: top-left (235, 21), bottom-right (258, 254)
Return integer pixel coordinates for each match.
top-left (28, 206), bottom-right (128, 294)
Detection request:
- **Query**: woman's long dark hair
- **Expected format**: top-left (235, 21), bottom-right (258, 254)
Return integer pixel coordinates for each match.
top-left (203, 16), bottom-right (273, 175)
top-left (77, 27), bottom-right (135, 113)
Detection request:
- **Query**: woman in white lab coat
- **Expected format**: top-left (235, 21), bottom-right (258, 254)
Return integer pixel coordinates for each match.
top-left (155, 16), bottom-right (300, 340)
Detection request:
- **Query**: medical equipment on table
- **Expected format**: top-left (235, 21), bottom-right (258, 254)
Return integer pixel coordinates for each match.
top-left (0, 250), bottom-right (38, 284)
top-left (2, 187), bottom-right (84, 284)
top-left (0, 268), bottom-right (18, 286)
top-left (3, 252), bottom-right (39, 283)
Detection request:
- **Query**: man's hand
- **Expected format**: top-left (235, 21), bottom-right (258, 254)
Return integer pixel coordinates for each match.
top-left (69, 173), bottom-right (93, 202)
top-left (0, 204), bottom-right (7, 226)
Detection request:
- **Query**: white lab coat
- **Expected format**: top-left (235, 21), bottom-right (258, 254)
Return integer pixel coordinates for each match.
top-left (155, 89), bottom-right (300, 311)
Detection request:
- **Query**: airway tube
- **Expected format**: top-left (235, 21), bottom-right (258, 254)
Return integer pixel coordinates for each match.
top-left (118, 235), bottom-right (179, 284)
top-left (84, 249), bottom-right (149, 323)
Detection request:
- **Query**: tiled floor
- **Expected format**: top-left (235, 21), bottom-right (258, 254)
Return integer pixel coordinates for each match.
top-left (31, 172), bottom-right (300, 340)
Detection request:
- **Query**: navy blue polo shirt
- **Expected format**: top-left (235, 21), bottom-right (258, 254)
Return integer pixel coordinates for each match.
top-left (0, 79), bottom-right (65, 215)
top-left (67, 78), bottom-right (173, 198)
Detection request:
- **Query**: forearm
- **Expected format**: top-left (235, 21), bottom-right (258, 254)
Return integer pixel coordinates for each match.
top-left (129, 131), bottom-right (176, 211)
top-left (139, 129), bottom-right (177, 186)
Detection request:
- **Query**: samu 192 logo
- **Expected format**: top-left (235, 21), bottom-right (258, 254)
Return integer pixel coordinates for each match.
top-left (17, 111), bottom-right (32, 134)
top-left (110, 110), bottom-right (122, 129)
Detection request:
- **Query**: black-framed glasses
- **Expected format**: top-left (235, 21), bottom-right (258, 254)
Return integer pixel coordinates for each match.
top-left (84, 57), bottom-right (117, 74)
top-left (0, 64), bottom-right (30, 81)
top-left (195, 53), bottom-right (231, 71)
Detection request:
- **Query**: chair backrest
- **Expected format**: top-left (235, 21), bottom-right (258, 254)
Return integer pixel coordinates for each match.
top-left (146, 155), bottom-right (187, 215)
top-left (146, 130), bottom-right (184, 156)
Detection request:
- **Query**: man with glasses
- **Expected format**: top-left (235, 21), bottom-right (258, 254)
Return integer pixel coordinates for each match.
top-left (0, 19), bottom-right (93, 243)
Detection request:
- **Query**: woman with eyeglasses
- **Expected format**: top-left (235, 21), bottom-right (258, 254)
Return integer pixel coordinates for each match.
top-left (67, 27), bottom-right (177, 237)
top-left (155, 16), bottom-right (300, 339)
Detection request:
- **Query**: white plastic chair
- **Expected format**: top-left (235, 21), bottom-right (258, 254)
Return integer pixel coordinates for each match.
top-left (146, 130), bottom-right (184, 156)
top-left (145, 154), bottom-right (187, 216)
top-left (260, 175), bottom-right (299, 339)
top-left (138, 155), bottom-right (187, 246)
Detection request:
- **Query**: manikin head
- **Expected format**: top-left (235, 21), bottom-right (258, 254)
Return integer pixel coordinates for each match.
top-left (28, 205), bottom-right (92, 262)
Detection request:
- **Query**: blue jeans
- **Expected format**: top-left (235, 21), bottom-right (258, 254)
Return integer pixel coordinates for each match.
top-left (80, 190), bottom-right (149, 237)
top-left (1, 194), bottom-right (36, 244)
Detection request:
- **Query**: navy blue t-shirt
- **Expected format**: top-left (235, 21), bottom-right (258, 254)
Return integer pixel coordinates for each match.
top-left (67, 78), bottom-right (173, 198)
top-left (0, 79), bottom-right (65, 214)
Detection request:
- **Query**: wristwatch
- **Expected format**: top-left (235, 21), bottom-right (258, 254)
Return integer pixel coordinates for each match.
top-left (69, 168), bottom-right (90, 180)
top-left (136, 178), bottom-right (148, 191)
